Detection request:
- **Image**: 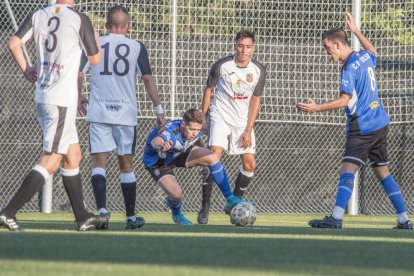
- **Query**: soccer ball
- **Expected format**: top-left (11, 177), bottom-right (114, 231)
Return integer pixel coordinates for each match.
top-left (230, 202), bottom-right (256, 226)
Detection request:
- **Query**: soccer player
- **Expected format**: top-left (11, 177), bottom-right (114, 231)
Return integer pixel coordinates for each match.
top-left (79, 5), bottom-right (166, 230)
top-left (143, 109), bottom-right (249, 225)
top-left (297, 12), bottom-right (412, 229)
top-left (1, 0), bottom-right (104, 231)
top-left (198, 30), bottom-right (266, 224)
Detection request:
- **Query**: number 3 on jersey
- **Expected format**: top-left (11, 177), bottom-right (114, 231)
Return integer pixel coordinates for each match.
top-left (100, 42), bottom-right (130, 76)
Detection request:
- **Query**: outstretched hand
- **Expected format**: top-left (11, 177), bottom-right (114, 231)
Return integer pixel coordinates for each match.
top-left (23, 66), bottom-right (37, 83)
top-left (156, 113), bottom-right (167, 129)
top-left (345, 12), bottom-right (358, 34)
top-left (296, 98), bottom-right (319, 113)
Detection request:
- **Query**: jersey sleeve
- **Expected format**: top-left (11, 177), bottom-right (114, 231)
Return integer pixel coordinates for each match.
top-left (78, 13), bottom-right (99, 56)
top-left (366, 50), bottom-right (377, 67)
top-left (158, 129), bottom-right (177, 148)
top-left (339, 67), bottom-right (355, 96)
top-left (252, 61), bottom-right (267, 96)
top-left (15, 12), bottom-right (34, 43)
top-left (206, 60), bottom-right (221, 88)
top-left (79, 52), bottom-right (90, 73)
top-left (137, 42), bottom-right (152, 76)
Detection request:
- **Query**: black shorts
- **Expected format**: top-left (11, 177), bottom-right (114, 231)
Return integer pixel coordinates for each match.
top-left (343, 125), bottom-right (389, 167)
top-left (145, 149), bottom-right (192, 183)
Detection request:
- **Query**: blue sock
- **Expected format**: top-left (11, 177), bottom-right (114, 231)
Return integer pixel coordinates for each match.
top-left (381, 175), bottom-right (406, 214)
top-left (209, 162), bottom-right (232, 199)
top-left (334, 173), bottom-right (355, 209)
top-left (165, 197), bottom-right (182, 215)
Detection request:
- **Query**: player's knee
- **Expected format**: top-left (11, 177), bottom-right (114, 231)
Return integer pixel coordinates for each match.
top-left (243, 160), bottom-right (256, 172)
top-left (206, 152), bottom-right (219, 165)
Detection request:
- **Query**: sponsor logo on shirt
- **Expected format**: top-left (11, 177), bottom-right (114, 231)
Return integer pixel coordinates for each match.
top-left (105, 104), bottom-right (121, 112)
top-left (43, 61), bottom-right (64, 71)
top-left (246, 73), bottom-right (253, 83)
top-left (369, 101), bottom-right (380, 110)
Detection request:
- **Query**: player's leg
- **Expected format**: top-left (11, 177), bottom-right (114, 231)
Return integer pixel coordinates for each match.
top-left (186, 146), bottom-right (250, 211)
top-left (309, 133), bottom-right (367, 229)
top-left (369, 126), bottom-right (411, 229)
top-left (90, 152), bottom-right (111, 229)
top-left (197, 114), bottom-right (229, 224)
top-left (231, 128), bottom-right (257, 197)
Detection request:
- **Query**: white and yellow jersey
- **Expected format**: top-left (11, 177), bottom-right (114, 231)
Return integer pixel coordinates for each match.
top-left (15, 4), bottom-right (98, 107)
top-left (206, 55), bottom-right (266, 127)
top-left (84, 34), bottom-right (152, 126)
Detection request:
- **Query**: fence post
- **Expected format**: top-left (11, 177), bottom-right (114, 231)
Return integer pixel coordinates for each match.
top-left (170, 0), bottom-right (177, 119)
top-left (41, 176), bottom-right (53, 213)
top-left (347, 0), bottom-right (362, 216)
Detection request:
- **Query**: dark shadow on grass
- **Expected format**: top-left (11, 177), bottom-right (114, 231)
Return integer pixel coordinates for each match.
top-left (1, 223), bottom-right (414, 272)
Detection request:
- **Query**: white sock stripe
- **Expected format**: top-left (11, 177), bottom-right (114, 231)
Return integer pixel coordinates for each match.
top-left (32, 165), bottom-right (50, 180)
top-left (338, 186), bottom-right (353, 193)
top-left (61, 167), bottom-right (80, 176)
top-left (120, 172), bottom-right (136, 183)
top-left (210, 167), bottom-right (223, 175)
top-left (239, 167), bottom-right (254, 177)
top-left (92, 167), bottom-right (106, 177)
top-left (388, 191), bottom-right (401, 197)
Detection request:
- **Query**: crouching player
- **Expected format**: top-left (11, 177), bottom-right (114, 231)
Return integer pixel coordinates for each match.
top-left (143, 109), bottom-right (251, 225)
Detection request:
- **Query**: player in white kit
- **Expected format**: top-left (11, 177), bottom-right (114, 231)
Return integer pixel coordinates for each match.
top-left (1, 0), bottom-right (104, 231)
top-left (198, 30), bottom-right (266, 224)
top-left (79, 5), bottom-right (166, 229)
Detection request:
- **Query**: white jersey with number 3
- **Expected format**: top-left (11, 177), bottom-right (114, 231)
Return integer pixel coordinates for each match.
top-left (85, 34), bottom-right (152, 126)
top-left (15, 4), bottom-right (98, 107)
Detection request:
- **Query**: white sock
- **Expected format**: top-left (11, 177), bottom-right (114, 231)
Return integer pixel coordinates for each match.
top-left (332, 206), bottom-right (345, 220)
top-left (398, 212), bottom-right (409, 224)
top-left (127, 215), bottom-right (136, 222)
top-left (98, 208), bottom-right (109, 215)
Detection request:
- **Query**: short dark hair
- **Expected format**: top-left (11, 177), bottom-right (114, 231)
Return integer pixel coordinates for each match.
top-left (182, 108), bottom-right (204, 125)
top-left (322, 27), bottom-right (349, 46)
top-left (107, 5), bottom-right (130, 29)
top-left (235, 30), bottom-right (255, 43)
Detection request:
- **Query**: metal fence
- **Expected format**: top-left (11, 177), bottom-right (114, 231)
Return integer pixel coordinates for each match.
top-left (1, 0), bottom-right (413, 215)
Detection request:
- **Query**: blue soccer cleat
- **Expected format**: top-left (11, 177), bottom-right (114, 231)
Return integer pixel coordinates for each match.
top-left (225, 195), bottom-right (253, 214)
top-left (172, 212), bottom-right (193, 225)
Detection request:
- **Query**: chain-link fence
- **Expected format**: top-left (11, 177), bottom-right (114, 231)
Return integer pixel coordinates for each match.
top-left (1, 0), bottom-right (413, 215)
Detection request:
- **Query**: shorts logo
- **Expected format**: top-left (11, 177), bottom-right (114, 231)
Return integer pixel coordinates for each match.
top-left (154, 169), bottom-right (160, 176)
top-left (246, 73), bottom-right (253, 83)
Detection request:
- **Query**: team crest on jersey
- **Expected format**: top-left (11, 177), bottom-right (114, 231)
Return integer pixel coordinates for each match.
top-left (55, 7), bottom-right (61, 13)
top-left (105, 104), bottom-right (121, 112)
top-left (154, 169), bottom-right (160, 176)
top-left (246, 73), bottom-right (253, 83)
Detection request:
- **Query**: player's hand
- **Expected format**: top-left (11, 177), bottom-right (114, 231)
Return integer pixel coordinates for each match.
top-left (77, 95), bottom-right (88, 116)
top-left (240, 131), bottom-right (253, 149)
top-left (160, 140), bottom-right (173, 151)
top-left (156, 113), bottom-right (167, 129)
top-left (23, 66), bottom-right (37, 83)
top-left (199, 166), bottom-right (210, 181)
top-left (345, 12), bottom-right (358, 34)
top-left (297, 98), bottom-right (319, 113)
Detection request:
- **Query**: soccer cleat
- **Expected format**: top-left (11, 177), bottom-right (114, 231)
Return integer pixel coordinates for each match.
top-left (76, 213), bottom-right (106, 231)
top-left (394, 220), bottom-right (413, 230)
top-left (0, 214), bottom-right (22, 232)
top-left (225, 195), bottom-right (253, 214)
top-left (197, 203), bottom-right (210, 224)
top-left (95, 212), bottom-right (111, 230)
top-left (172, 212), bottom-right (193, 225)
top-left (309, 215), bottom-right (342, 229)
top-left (126, 216), bottom-right (145, 229)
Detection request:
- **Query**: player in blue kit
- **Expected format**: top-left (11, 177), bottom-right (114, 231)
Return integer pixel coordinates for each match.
top-left (143, 109), bottom-right (250, 225)
top-left (297, 12), bottom-right (412, 229)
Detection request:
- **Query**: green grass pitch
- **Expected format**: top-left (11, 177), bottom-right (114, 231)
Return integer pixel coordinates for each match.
top-left (1, 212), bottom-right (413, 276)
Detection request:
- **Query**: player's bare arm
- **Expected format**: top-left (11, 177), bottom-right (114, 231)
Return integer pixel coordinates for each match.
top-left (8, 36), bottom-right (36, 83)
top-left (87, 31), bottom-right (102, 65)
top-left (201, 86), bottom-right (214, 132)
top-left (142, 74), bottom-right (166, 128)
top-left (297, 93), bottom-right (350, 113)
top-left (345, 12), bottom-right (378, 57)
top-left (77, 72), bottom-right (88, 116)
top-left (241, 95), bottom-right (260, 149)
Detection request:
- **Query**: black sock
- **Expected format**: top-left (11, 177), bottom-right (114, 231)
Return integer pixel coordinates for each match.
top-left (121, 182), bottom-right (136, 217)
top-left (91, 174), bottom-right (107, 210)
top-left (3, 170), bottom-right (46, 218)
top-left (201, 176), bottom-right (213, 206)
top-left (234, 171), bottom-right (252, 197)
top-left (62, 173), bottom-right (88, 222)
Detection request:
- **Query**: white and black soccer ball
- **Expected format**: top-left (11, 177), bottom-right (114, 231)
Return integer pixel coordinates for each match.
top-left (230, 202), bottom-right (256, 226)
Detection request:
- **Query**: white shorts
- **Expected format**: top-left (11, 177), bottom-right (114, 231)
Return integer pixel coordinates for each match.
top-left (89, 122), bottom-right (136, 155)
top-left (36, 103), bottom-right (79, 154)
top-left (208, 115), bottom-right (256, 155)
